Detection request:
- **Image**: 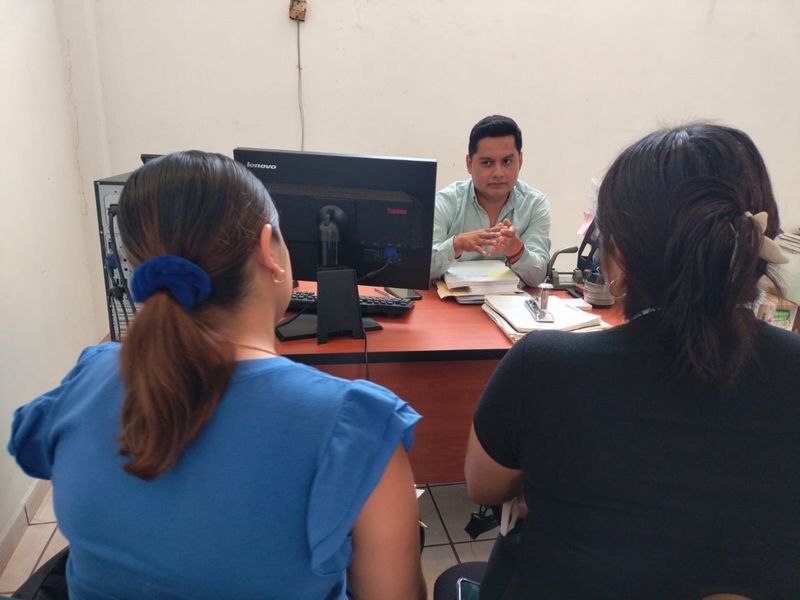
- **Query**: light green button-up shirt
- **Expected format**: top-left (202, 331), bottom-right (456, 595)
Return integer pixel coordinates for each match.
top-left (430, 179), bottom-right (551, 286)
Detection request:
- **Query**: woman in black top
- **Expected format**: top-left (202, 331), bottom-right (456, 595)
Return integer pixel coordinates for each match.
top-left (465, 123), bottom-right (798, 599)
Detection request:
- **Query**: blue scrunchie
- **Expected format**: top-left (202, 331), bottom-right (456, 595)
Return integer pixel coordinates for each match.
top-left (130, 255), bottom-right (212, 310)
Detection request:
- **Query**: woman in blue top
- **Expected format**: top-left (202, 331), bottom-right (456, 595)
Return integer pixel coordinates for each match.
top-left (9, 151), bottom-right (426, 599)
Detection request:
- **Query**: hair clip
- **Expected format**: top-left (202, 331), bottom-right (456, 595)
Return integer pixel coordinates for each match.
top-left (745, 211), bottom-right (789, 265)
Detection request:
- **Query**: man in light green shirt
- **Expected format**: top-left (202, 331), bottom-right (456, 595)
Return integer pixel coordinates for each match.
top-left (431, 115), bottom-right (551, 287)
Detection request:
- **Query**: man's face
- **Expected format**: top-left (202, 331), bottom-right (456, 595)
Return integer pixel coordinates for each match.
top-left (466, 135), bottom-right (523, 205)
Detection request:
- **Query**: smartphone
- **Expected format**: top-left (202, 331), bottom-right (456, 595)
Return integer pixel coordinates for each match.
top-left (383, 287), bottom-right (422, 300)
top-left (457, 577), bottom-right (481, 600)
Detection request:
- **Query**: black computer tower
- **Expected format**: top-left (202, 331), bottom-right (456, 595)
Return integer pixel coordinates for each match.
top-left (94, 172), bottom-right (135, 341)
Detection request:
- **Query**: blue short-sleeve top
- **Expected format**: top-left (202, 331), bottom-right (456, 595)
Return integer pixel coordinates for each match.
top-left (8, 343), bottom-right (421, 600)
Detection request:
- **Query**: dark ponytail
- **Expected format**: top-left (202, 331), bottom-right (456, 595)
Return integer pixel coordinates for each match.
top-left (659, 179), bottom-right (762, 385)
top-left (597, 123), bottom-right (782, 388)
top-left (117, 151), bottom-right (279, 480)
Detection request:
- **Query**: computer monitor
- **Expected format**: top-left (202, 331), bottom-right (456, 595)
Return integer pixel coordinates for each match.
top-left (140, 153), bottom-right (162, 164)
top-left (233, 147), bottom-right (437, 341)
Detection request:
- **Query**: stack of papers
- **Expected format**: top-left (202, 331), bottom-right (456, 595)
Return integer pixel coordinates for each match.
top-left (442, 260), bottom-right (521, 297)
top-left (435, 280), bottom-right (486, 304)
top-left (482, 294), bottom-right (604, 342)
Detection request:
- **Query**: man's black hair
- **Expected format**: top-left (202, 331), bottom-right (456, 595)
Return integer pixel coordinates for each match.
top-left (468, 115), bottom-right (522, 155)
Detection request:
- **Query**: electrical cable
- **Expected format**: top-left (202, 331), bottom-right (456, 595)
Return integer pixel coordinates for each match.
top-left (357, 261), bottom-right (390, 283)
top-left (117, 296), bottom-right (130, 329)
top-left (109, 289), bottom-right (121, 340)
top-left (296, 20), bottom-right (305, 151)
top-left (103, 253), bottom-right (124, 339)
top-left (107, 207), bottom-right (137, 315)
top-left (277, 294), bottom-right (317, 329)
top-left (354, 266), bottom-right (390, 381)
top-left (363, 326), bottom-right (370, 380)
top-left (295, 8), bottom-right (381, 370)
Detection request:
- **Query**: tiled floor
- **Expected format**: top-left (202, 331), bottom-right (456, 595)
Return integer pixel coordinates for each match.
top-left (419, 482), bottom-right (497, 599)
top-left (0, 482), bottom-right (495, 598)
top-left (0, 486), bottom-right (68, 595)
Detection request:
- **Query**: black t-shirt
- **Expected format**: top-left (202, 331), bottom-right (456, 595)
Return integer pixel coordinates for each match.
top-left (474, 314), bottom-right (800, 599)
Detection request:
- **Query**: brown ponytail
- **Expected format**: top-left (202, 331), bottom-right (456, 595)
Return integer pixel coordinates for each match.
top-left (116, 151), bottom-right (279, 479)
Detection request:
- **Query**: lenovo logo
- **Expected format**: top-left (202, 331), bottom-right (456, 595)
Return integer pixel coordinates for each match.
top-left (386, 208), bottom-right (408, 216)
top-left (246, 162), bottom-right (277, 170)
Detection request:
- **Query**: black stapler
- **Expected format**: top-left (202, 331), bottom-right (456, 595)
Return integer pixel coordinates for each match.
top-left (547, 216), bottom-right (602, 291)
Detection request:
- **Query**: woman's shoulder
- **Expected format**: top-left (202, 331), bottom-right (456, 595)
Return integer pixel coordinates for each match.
top-left (82, 341), bottom-right (120, 360)
top-left (285, 364), bottom-right (420, 450)
top-left (58, 342), bottom-right (121, 384)
top-left (240, 357), bottom-right (396, 394)
top-left (310, 368), bottom-right (418, 427)
top-left (517, 325), bottom-right (625, 358)
top-left (757, 320), bottom-right (800, 350)
top-left (235, 357), bottom-right (415, 418)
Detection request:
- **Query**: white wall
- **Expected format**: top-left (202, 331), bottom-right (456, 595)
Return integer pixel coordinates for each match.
top-left (83, 0), bottom-right (799, 252)
top-left (2, 0), bottom-right (799, 543)
top-left (0, 0), bottom-right (105, 548)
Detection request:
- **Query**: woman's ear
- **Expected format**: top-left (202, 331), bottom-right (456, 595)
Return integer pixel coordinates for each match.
top-left (254, 224), bottom-right (284, 280)
top-left (601, 236), bottom-right (627, 284)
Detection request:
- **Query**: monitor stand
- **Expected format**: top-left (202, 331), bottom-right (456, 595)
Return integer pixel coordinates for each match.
top-left (276, 267), bottom-right (382, 344)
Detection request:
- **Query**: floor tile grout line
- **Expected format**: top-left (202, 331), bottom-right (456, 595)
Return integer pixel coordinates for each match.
top-left (0, 522), bottom-right (53, 589)
top-left (40, 525), bottom-right (60, 567)
top-left (450, 544), bottom-right (460, 564)
top-left (426, 484), bottom-right (462, 565)
top-left (423, 542), bottom-right (457, 548)
top-left (27, 523), bottom-right (57, 580)
top-left (421, 484), bottom-right (436, 548)
top-left (421, 486), bottom-right (438, 542)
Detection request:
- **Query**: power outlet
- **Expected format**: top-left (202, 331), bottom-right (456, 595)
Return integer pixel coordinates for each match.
top-left (289, 0), bottom-right (307, 21)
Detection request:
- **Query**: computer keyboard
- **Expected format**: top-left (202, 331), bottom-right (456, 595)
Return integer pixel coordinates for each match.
top-left (288, 290), bottom-right (414, 317)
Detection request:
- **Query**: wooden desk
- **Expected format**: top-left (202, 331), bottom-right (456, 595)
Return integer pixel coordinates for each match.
top-left (276, 283), bottom-right (623, 483)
